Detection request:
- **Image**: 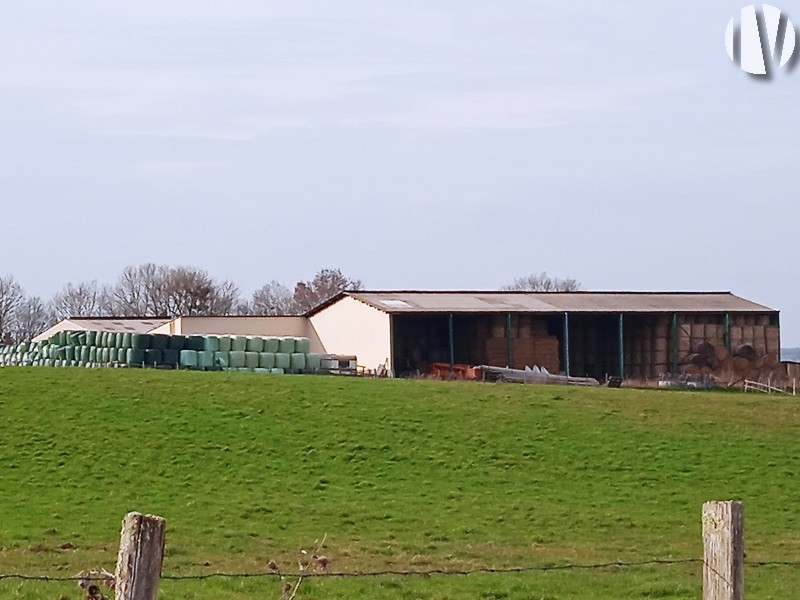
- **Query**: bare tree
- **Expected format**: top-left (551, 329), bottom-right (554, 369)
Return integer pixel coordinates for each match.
top-left (10, 296), bottom-right (54, 342)
top-left (111, 263), bottom-right (171, 316)
top-left (291, 268), bottom-right (363, 313)
top-left (251, 280), bottom-right (295, 315)
top-left (163, 267), bottom-right (241, 316)
top-left (0, 275), bottom-right (24, 341)
top-left (502, 272), bottom-right (581, 292)
top-left (50, 281), bottom-right (113, 319)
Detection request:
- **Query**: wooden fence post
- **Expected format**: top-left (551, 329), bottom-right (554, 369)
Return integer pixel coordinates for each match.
top-left (114, 512), bottom-right (166, 600)
top-left (702, 500), bottom-right (744, 600)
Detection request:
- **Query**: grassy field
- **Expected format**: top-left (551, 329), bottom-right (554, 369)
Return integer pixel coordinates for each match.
top-left (0, 369), bottom-right (798, 599)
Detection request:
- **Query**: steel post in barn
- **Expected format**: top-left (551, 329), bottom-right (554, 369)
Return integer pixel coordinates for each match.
top-left (563, 312), bottom-right (570, 377)
top-left (618, 313), bottom-right (624, 378)
top-left (448, 313), bottom-right (454, 373)
top-left (506, 313), bottom-right (513, 368)
top-left (723, 312), bottom-right (731, 351)
top-left (702, 500), bottom-right (744, 600)
top-left (671, 313), bottom-right (678, 373)
top-left (115, 512), bottom-right (166, 600)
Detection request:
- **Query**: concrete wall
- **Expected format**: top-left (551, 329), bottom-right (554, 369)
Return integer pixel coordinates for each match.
top-left (149, 317), bottom-right (324, 353)
top-left (309, 296), bottom-right (391, 372)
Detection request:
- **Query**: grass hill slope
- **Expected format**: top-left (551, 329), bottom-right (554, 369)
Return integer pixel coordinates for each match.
top-left (0, 369), bottom-right (798, 599)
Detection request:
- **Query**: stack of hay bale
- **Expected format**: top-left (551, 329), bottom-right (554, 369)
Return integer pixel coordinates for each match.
top-left (0, 332), bottom-right (322, 375)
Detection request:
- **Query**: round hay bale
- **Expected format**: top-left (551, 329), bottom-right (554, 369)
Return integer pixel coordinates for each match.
top-left (734, 344), bottom-right (756, 361)
top-left (714, 345), bottom-right (729, 362)
top-left (697, 342), bottom-right (715, 357)
top-left (688, 353), bottom-right (709, 368)
top-left (733, 356), bottom-right (751, 372)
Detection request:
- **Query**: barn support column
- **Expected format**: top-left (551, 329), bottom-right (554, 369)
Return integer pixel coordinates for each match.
top-left (448, 313), bottom-right (454, 373)
top-left (563, 312), bottom-right (570, 377)
top-left (671, 313), bottom-right (679, 373)
top-left (723, 312), bottom-right (731, 352)
top-left (618, 313), bottom-right (624, 378)
top-left (506, 313), bottom-right (513, 368)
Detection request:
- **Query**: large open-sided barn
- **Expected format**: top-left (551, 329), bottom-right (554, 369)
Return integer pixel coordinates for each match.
top-left (306, 291), bottom-right (781, 382)
top-left (30, 290), bottom-right (781, 383)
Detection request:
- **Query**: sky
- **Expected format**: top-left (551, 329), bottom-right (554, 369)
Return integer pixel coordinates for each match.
top-left (1, 2), bottom-right (799, 342)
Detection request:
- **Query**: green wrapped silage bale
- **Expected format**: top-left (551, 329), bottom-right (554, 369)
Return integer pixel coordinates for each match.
top-left (203, 336), bottom-right (220, 353)
top-left (245, 351), bottom-right (259, 369)
top-left (214, 351), bottom-right (229, 368)
top-left (259, 352), bottom-right (275, 369)
top-left (100, 348), bottom-right (110, 363)
top-left (253, 368), bottom-right (270, 374)
top-left (231, 336), bottom-right (247, 352)
top-left (290, 353), bottom-right (306, 373)
top-left (186, 336), bottom-right (205, 351)
top-left (77, 333), bottom-right (87, 346)
top-left (270, 368), bottom-right (285, 375)
top-left (228, 351), bottom-right (246, 368)
top-left (304, 353), bottom-right (322, 373)
top-left (89, 347), bottom-right (97, 362)
top-left (162, 349), bottom-right (179, 367)
top-left (197, 351), bottom-right (214, 369)
top-left (246, 336), bottom-right (264, 352)
top-left (179, 350), bottom-right (198, 368)
top-left (49, 334), bottom-right (60, 346)
top-left (263, 337), bottom-right (280, 353)
top-left (218, 336), bottom-right (232, 352)
top-left (79, 346), bottom-right (90, 362)
top-left (65, 346), bottom-right (75, 361)
top-left (151, 335), bottom-right (169, 350)
top-left (118, 332), bottom-right (128, 348)
top-left (115, 347), bottom-right (125, 362)
top-left (275, 353), bottom-right (291, 370)
top-left (168, 335), bottom-right (185, 351)
top-left (57, 331), bottom-right (66, 345)
top-left (18, 342), bottom-right (28, 353)
top-left (278, 337), bottom-right (295, 354)
top-left (126, 348), bottom-right (145, 366)
top-left (54, 359), bottom-right (62, 368)
top-left (86, 331), bottom-right (96, 346)
top-left (294, 337), bottom-right (311, 354)
top-left (145, 349), bottom-right (162, 365)
top-left (131, 334), bottom-right (152, 350)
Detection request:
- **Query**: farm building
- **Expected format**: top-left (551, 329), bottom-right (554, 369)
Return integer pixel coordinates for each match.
top-left (305, 291), bottom-right (782, 383)
top-left (32, 290), bottom-right (782, 383)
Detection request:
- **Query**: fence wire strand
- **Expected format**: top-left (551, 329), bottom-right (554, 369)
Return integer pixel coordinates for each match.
top-left (1, 557), bottom-right (798, 584)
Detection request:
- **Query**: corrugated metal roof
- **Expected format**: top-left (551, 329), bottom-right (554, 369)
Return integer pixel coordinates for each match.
top-left (335, 291), bottom-right (776, 314)
top-left (32, 317), bottom-right (173, 342)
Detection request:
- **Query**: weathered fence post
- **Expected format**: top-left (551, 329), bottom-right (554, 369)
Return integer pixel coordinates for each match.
top-left (702, 500), bottom-right (744, 600)
top-left (114, 512), bottom-right (166, 600)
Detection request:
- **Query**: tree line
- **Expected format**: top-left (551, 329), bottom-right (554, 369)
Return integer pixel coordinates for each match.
top-left (0, 268), bottom-right (579, 344)
top-left (0, 265), bottom-right (363, 344)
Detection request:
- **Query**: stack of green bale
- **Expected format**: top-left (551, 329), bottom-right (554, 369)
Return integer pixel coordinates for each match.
top-left (0, 331), bottom-right (323, 375)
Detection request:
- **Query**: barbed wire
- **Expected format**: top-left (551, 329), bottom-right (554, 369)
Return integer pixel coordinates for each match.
top-left (1, 557), bottom-right (798, 584)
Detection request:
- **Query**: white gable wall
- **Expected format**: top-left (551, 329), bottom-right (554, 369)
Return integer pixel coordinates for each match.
top-left (309, 296), bottom-right (391, 372)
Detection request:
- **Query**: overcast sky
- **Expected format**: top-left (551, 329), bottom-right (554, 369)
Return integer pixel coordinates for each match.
top-left (2, 2), bottom-right (799, 342)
